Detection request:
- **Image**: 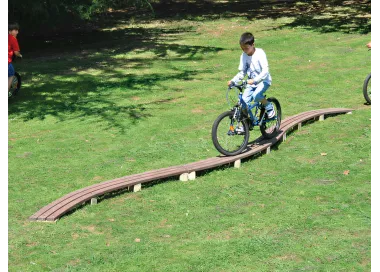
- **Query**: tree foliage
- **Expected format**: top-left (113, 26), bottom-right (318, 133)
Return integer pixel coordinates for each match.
top-left (8, 0), bottom-right (153, 35)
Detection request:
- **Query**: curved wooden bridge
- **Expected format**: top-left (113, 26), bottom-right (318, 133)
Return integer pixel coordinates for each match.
top-left (29, 108), bottom-right (352, 222)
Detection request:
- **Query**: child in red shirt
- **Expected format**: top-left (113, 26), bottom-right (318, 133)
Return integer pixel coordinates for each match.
top-left (8, 22), bottom-right (22, 92)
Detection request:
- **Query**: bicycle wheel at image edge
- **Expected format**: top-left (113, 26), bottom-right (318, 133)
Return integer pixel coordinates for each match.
top-left (363, 73), bottom-right (371, 104)
top-left (9, 72), bottom-right (21, 98)
top-left (212, 110), bottom-right (250, 156)
top-left (259, 97), bottom-right (282, 139)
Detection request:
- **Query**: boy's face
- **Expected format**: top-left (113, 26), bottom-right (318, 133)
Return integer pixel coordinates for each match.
top-left (240, 43), bottom-right (255, 56)
top-left (9, 29), bottom-right (19, 38)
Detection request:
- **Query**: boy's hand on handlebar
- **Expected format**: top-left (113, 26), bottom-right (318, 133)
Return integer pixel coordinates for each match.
top-left (15, 51), bottom-right (22, 58)
top-left (247, 79), bottom-right (254, 85)
top-left (227, 81), bottom-right (234, 87)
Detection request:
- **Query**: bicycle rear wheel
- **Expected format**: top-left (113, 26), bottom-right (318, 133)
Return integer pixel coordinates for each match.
top-left (212, 110), bottom-right (250, 156)
top-left (259, 97), bottom-right (282, 139)
top-left (363, 73), bottom-right (371, 104)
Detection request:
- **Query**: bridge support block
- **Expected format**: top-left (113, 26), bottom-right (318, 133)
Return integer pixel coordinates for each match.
top-left (266, 147), bottom-right (271, 154)
top-left (283, 133), bottom-right (287, 142)
top-left (180, 173), bottom-right (189, 181)
top-left (91, 198), bottom-right (97, 205)
top-left (319, 114), bottom-right (324, 121)
top-left (234, 159), bottom-right (241, 168)
top-left (188, 171), bottom-right (196, 180)
top-left (346, 111), bottom-right (352, 115)
top-left (133, 183), bottom-right (141, 192)
top-left (298, 123), bottom-right (302, 130)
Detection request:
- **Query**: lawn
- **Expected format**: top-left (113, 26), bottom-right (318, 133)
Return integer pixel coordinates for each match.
top-left (8, 2), bottom-right (371, 271)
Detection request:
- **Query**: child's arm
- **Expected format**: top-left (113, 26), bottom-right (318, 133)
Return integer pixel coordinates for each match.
top-left (251, 51), bottom-right (269, 85)
top-left (228, 54), bottom-right (247, 85)
top-left (14, 51), bottom-right (22, 58)
top-left (12, 37), bottom-right (22, 58)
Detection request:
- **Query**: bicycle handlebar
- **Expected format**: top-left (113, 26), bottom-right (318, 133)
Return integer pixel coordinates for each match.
top-left (228, 80), bottom-right (247, 90)
top-left (12, 53), bottom-right (22, 62)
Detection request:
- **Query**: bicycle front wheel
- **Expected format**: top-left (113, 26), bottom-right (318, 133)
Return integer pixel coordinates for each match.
top-left (363, 73), bottom-right (371, 104)
top-left (259, 97), bottom-right (282, 139)
top-left (212, 110), bottom-right (250, 156)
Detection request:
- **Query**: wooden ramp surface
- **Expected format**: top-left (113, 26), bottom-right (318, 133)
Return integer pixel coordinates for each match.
top-left (29, 108), bottom-right (352, 222)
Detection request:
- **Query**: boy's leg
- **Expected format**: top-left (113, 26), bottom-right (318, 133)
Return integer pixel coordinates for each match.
top-left (252, 82), bottom-right (275, 118)
top-left (252, 82), bottom-right (270, 104)
top-left (8, 63), bottom-right (15, 91)
top-left (8, 77), bottom-right (14, 91)
top-left (235, 85), bottom-right (255, 133)
top-left (242, 85), bottom-right (255, 119)
top-left (242, 85), bottom-right (255, 109)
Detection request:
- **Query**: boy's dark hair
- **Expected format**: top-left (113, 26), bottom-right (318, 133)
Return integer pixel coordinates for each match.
top-left (8, 22), bottom-right (20, 31)
top-left (240, 32), bottom-right (254, 45)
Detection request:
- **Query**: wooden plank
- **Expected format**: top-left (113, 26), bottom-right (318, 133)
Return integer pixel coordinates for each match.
top-left (30, 166), bottom-right (187, 220)
top-left (29, 108), bottom-right (353, 221)
top-left (39, 170), bottom-right (184, 217)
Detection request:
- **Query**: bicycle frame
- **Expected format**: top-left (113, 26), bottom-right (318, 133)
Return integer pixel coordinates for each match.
top-left (230, 83), bottom-right (272, 129)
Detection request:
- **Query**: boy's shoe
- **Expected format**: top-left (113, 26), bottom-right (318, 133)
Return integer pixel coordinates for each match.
top-left (235, 126), bottom-right (245, 134)
top-left (265, 103), bottom-right (276, 119)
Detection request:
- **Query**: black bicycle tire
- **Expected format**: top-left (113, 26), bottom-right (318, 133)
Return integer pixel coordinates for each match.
top-left (363, 73), bottom-right (371, 104)
top-left (15, 72), bottom-right (21, 91)
top-left (211, 110), bottom-right (250, 156)
top-left (259, 97), bottom-right (282, 139)
top-left (9, 72), bottom-right (21, 98)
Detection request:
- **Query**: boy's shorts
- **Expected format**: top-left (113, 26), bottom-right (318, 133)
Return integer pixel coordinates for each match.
top-left (8, 63), bottom-right (15, 77)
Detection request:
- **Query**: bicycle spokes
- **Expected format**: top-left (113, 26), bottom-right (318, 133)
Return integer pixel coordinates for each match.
top-left (212, 110), bottom-right (250, 156)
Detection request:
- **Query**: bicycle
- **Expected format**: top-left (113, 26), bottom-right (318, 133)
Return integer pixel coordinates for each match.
top-left (363, 47), bottom-right (371, 104)
top-left (211, 80), bottom-right (282, 156)
top-left (8, 55), bottom-right (22, 98)
top-left (8, 71), bottom-right (21, 98)
top-left (363, 73), bottom-right (371, 104)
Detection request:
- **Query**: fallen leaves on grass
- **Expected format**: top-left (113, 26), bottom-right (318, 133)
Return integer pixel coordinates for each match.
top-left (343, 170), bottom-right (350, 175)
top-left (321, 153), bottom-right (327, 156)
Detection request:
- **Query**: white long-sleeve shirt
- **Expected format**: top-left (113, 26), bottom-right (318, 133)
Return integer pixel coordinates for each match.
top-left (231, 48), bottom-right (272, 86)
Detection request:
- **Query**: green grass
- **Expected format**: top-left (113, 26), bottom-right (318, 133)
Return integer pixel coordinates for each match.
top-left (8, 7), bottom-right (370, 272)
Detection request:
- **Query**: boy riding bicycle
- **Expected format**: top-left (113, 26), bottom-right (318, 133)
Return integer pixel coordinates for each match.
top-left (227, 32), bottom-right (274, 131)
top-left (8, 22), bottom-right (22, 93)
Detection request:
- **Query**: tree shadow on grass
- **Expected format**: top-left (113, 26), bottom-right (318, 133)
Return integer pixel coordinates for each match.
top-left (9, 0), bottom-right (370, 132)
top-left (8, 68), bottom-right (202, 133)
top-left (9, 24), bottom-right (223, 133)
top-left (19, 1), bottom-right (370, 56)
top-left (270, 1), bottom-right (371, 34)
top-left (124, 0), bottom-right (371, 35)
